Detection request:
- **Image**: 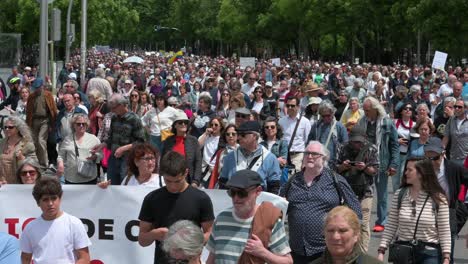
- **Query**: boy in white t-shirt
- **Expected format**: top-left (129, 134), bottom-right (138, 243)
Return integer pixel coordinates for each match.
top-left (20, 178), bottom-right (91, 264)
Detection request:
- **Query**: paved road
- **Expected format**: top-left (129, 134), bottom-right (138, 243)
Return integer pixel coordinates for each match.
top-left (368, 187), bottom-right (468, 263)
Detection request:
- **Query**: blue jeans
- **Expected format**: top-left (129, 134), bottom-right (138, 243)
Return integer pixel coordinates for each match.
top-left (415, 246), bottom-right (441, 264)
top-left (150, 135), bottom-right (162, 153)
top-left (393, 153), bottom-right (406, 192)
top-left (375, 171), bottom-right (388, 226)
top-left (107, 153), bottom-right (128, 185)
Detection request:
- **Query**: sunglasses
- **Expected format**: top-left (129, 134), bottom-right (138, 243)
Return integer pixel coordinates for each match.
top-left (227, 186), bottom-right (257, 198)
top-left (4, 126), bottom-right (15, 130)
top-left (265, 125), bottom-right (276, 130)
top-left (222, 93), bottom-right (230, 96)
top-left (286, 104), bottom-right (297, 108)
top-left (226, 132), bottom-right (237, 137)
top-left (255, 91), bottom-right (263, 94)
top-left (131, 94), bottom-right (139, 97)
top-left (210, 123), bottom-right (219, 127)
top-left (75, 122), bottom-right (87, 127)
top-left (20, 170), bottom-right (37, 177)
top-left (403, 107), bottom-right (413, 111)
top-left (454, 105), bottom-right (464, 109)
top-left (236, 114), bottom-right (249, 119)
top-left (176, 121), bottom-right (189, 126)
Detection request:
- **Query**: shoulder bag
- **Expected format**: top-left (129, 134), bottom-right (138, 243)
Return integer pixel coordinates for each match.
top-left (73, 134), bottom-right (98, 179)
top-left (388, 194), bottom-right (430, 264)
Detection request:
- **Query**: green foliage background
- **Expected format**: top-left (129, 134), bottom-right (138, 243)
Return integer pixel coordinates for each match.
top-left (0, 0), bottom-right (466, 63)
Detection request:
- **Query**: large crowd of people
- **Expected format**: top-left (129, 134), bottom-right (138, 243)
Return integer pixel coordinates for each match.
top-left (1, 51), bottom-right (468, 263)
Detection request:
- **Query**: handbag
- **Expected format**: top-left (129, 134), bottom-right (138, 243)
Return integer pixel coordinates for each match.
top-left (73, 134), bottom-right (98, 179)
top-left (388, 194), bottom-right (430, 263)
top-left (156, 110), bottom-right (174, 141)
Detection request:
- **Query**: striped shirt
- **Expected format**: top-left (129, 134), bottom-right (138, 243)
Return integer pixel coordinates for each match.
top-left (379, 189), bottom-right (451, 254)
top-left (206, 207), bottom-right (291, 263)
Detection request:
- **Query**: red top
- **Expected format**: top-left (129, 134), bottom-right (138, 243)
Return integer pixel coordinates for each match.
top-left (173, 136), bottom-right (186, 156)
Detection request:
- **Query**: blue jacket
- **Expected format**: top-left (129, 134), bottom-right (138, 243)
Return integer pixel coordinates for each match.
top-left (260, 139), bottom-right (288, 160)
top-left (55, 107), bottom-right (87, 143)
top-left (354, 116), bottom-right (399, 172)
top-left (220, 145), bottom-right (281, 194)
top-left (308, 119), bottom-right (348, 166)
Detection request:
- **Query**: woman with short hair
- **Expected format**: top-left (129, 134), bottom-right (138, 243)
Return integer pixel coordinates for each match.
top-left (122, 143), bottom-right (163, 187)
top-left (16, 158), bottom-right (42, 184)
top-left (57, 114), bottom-right (101, 184)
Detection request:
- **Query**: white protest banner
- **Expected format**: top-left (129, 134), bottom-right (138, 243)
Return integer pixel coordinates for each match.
top-left (432, 51), bottom-right (448, 70)
top-left (0, 185), bottom-right (287, 263)
top-left (271, 58), bottom-right (281, 66)
top-left (240, 57), bottom-right (255, 69)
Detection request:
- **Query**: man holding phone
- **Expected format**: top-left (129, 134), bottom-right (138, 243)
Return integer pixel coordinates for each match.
top-left (336, 127), bottom-right (379, 252)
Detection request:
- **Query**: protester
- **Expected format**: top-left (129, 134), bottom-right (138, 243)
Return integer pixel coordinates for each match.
top-left (378, 158), bottom-right (451, 264)
top-left (16, 158), bottom-right (42, 184)
top-left (206, 170), bottom-right (292, 264)
top-left (442, 98), bottom-right (468, 166)
top-left (393, 102), bottom-right (415, 191)
top-left (122, 143), bottom-right (163, 187)
top-left (138, 151), bottom-right (214, 264)
top-left (310, 206), bottom-right (382, 264)
top-left (340, 97), bottom-right (364, 132)
top-left (161, 111), bottom-right (202, 186)
top-left (87, 90), bottom-right (108, 136)
top-left (249, 86), bottom-right (271, 122)
top-left (0, 232), bottom-right (20, 264)
top-left (407, 117), bottom-right (435, 158)
top-left (162, 220), bottom-right (205, 264)
top-left (260, 116), bottom-right (288, 168)
top-left (20, 177), bottom-right (91, 264)
top-left (55, 93), bottom-right (87, 143)
top-left (0, 116), bottom-right (36, 184)
top-left (198, 117), bottom-right (224, 180)
top-left (190, 94), bottom-right (216, 138)
top-left (280, 141), bottom-right (362, 263)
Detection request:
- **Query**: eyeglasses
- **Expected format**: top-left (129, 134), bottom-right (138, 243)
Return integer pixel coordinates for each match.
top-left (454, 105), bottom-right (464, 109)
top-left (75, 122), bottom-right (87, 127)
top-left (236, 114), bottom-right (249, 119)
top-left (175, 121), bottom-right (189, 126)
top-left (140, 156), bottom-right (156, 161)
top-left (227, 186), bottom-right (257, 198)
top-left (304, 151), bottom-right (324, 158)
top-left (131, 94), bottom-right (139, 98)
top-left (20, 170), bottom-right (37, 177)
top-left (226, 132), bottom-right (237, 137)
top-left (4, 126), bottom-right (15, 130)
top-left (286, 104), bottom-right (297, 108)
top-left (265, 125), bottom-right (276, 130)
top-left (403, 107), bottom-right (413, 111)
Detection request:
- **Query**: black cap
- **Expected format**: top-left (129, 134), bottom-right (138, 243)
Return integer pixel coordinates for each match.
top-left (226, 170), bottom-right (263, 189)
top-left (237, 121), bottom-right (261, 134)
top-left (424, 137), bottom-right (444, 154)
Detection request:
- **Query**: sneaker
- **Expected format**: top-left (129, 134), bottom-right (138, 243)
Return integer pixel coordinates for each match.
top-left (373, 224), bottom-right (385, 232)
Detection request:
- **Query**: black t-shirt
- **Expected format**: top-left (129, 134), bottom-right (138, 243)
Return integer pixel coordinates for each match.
top-left (138, 186), bottom-right (215, 264)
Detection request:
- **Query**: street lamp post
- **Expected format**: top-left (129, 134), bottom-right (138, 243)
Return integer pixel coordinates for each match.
top-left (39, 0), bottom-right (48, 79)
top-left (80, 0), bottom-right (87, 87)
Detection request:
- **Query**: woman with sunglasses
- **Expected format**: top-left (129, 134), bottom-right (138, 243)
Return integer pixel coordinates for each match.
top-left (260, 117), bottom-right (288, 167)
top-left (129, 90), bottom-right (143, 117)
top-left (161, 111), bottom-right (202, 187)
top-left (249, 86), bottom-right (271, 122)
top-left (142, 93), bottom-right (179, 152)
top-left (57, 114), bottom-right (102, 184)
top-left (393, 102), bottom-right (415, 193)
top-left (16, 158), bottom-right (42, 184)
top-left (207, 124), bottom-right (238, 189)
top-left (378, 158), bottom-right (451, 264)
top-left (0, 116), bottom-right (36, 184)
top-left (198, 117), bottom-right (225, 184)
top-left (216, 89), bottom-right (231, 123)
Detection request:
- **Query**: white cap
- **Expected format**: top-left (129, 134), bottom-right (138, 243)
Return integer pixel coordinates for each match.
top-left (98, 64), bottom-right (105, 69)
top-left (24, 66), bottom-right (32, 71)
top-left (68, 72), bottom-right (77, 80)
top-left (265, 81), bottom-right (273, 87)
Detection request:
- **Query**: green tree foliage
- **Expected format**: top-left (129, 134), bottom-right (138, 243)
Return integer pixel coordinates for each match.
top-left (0, 0), bottom-right (465, 63)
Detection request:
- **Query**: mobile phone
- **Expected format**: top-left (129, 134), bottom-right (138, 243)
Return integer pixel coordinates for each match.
top-left (349, 161), bottom-right (357, 166)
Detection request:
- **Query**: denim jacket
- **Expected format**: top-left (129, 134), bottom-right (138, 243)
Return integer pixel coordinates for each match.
top-left (260, 139), bottom-right (288, 160)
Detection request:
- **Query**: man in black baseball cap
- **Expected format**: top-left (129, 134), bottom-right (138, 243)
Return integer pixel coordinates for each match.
top-left (219, 121), bottom-right (281, 194)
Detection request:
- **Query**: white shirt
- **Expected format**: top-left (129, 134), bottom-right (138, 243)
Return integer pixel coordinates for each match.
top-left (121, 173), bottom-right (164, 187)
top-left (279, 114), bottom-right (312, 152)
top-left (438, 161), bottom-right (449, 198)
top-left (201, 136), bottom-right (220, 168)
top-left (438, 83), bottom-right (453, 98)
top-left (241, 82), bottom-right (258, 96)
top-left (20, 212), bottom-right (91, 264)
top-left (141, 107), bottom-right (179, 136)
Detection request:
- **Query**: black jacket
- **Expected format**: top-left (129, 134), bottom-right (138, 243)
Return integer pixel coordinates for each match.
top-left (443, 159), bottom-right (468, 207)
top-left (161, 135), bottom-right (202, 185)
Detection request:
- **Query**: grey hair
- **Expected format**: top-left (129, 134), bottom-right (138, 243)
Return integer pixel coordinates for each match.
top-left (363, 97), bottom-right (386, 118)
top-left (67, 80), bottom-right (79, 90)
top-left (16, 157), bottom-right (42, 184)
top-left (109, 93), bottom-right (129, 106)
top-left (354, 78), bottom-right (364, 87)
top-left (162, 220), bottom-right (204, 259)
top-left (70, 113), bottom-right (90, 132)
top-left (416, 103), bottom-right (429, 112)
top-left (318, 100), bottom-right (337, 115)
top-left (6, 116), bottom-right (33, 142)
top-left (349, 97), bottom-right (360, 106)
top-left (95, 68), bottom-right (106, 78)
top-left (306, 140), bottom-right (330, 167)
top-left (443, 96), bottom-right (456, 108)
top-left (168, 96), bottom-right (179, 104)
top-left (410, 84), bottom-right (421, 93)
